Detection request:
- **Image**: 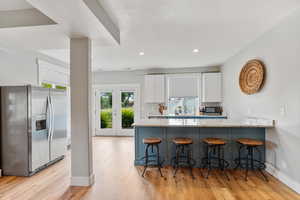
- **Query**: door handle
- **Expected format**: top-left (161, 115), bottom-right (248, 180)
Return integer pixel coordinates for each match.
top-left (47, 96), bottom-right (52, 141)
top-left (50, 96), bottom-right (55, 141)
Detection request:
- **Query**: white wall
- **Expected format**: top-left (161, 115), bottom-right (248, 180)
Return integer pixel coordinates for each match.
top-left (38, 59), bottom-right (69, 86)
top-left (93, 66), bottom-right (220, 119)
top-left (222, 9), bottom-right (300, 192)
top-left (0, 47), bottom-right (68, 86)
top-left (0, 49), bottom-right (38, 85)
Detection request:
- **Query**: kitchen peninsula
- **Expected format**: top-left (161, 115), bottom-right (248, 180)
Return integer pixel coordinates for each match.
top-left (134, 118), bottom-right (274, 168)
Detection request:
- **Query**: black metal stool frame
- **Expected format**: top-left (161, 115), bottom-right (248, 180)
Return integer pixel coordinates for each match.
top-left (234, 144), bottom-right (268, 181)
top-left (172, 143), bottom-right (196, 178)
top-left (202, 143), bottom-right (230, 180)
top-left (141, 143), bottom-right (164, 177)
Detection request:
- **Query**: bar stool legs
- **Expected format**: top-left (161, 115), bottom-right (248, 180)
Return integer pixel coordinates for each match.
top-left (141, 144), bottom-right (150, 177)
top-left (172, 138), bottom-right (195, 179)
top-left (173, 144), bottom-right (194, 178)
top-left (141, 144), bottom-right (164, 177)
top-left (141, 138), bottom-right (164, 177)
top-left (234, 139), bottom-right (268, 182)
top-left (202, 138), bottom-right (230, 181)
top-left (157, 144), bottom-right (163, 177)
top-left (203, 144), bottom-right (230, 180)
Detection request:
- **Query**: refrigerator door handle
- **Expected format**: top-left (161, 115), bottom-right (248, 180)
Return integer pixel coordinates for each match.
top-left (50, 96), bottom-right (55, 141)
top-left (47, 96), bottom-right (52, 141)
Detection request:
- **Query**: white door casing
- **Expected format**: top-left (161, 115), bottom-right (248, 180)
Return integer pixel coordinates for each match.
top-left (93, 84), bottom-right (140, 136)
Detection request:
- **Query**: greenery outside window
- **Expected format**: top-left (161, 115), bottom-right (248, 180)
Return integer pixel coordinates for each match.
top-left (41, 83), bottom-right (53, 88)
top-left (55, 85), bottom-right (67, 90)
top-left (121, 92), bottom-right (134, 129)
top-left (41, 82), bottom-right (67, 90)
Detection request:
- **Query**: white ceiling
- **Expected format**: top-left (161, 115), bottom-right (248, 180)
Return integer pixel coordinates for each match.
top-left (0, 0), bottom-right (32, 11)
top-left (1, 0), bottom-right (300, 71)
top-left (0, 0), bottom-right (119, 53)
top-left (91, 0), bottom-right (300, 70)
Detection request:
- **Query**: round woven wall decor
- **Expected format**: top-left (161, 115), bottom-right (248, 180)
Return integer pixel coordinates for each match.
top-left (239, 59), bottom-right (265, 95)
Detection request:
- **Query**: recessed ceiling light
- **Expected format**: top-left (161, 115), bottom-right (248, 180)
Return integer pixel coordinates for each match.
top-left (139, 52), bottom-right (145, 56)
top-left (193, 49), bottom-right (199, 53)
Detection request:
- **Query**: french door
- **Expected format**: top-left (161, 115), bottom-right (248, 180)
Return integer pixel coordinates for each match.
top-left (95, 85), bottom-right (139, 136)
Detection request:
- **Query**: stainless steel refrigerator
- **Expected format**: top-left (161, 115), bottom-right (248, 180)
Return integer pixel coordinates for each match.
top-left (0, 85), bottom-right (67, 176)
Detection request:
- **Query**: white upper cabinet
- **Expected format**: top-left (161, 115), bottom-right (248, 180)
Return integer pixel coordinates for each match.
top-left (168, 75), bottom-right (198, 98)
top-left (202, 72), bottom-right (222, 102)
top-left (144, 75), bottom-right (165, 103)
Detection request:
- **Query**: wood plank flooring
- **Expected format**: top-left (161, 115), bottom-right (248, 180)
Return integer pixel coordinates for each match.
top-left (0, 137), bottom-right (299, 200)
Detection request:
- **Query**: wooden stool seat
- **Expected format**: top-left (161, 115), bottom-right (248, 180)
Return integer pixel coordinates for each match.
top-left (203, 138), bottom-right (226, 145)
top-left (173, 137), bottom-right (193, 145)
top-left (237, 138), bottom-right (263, 146)
top-left (143, 137), bottom-right (162, 144)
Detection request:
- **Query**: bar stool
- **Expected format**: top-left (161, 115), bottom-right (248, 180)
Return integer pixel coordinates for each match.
top-left (234, 138), bottom-right (268, 181)
top-left (172, 137), bottom-right (195, 178)
top-left (202, 138), bottom-right (230, 180)
top-left (141, 137), bottom-right (164, 177)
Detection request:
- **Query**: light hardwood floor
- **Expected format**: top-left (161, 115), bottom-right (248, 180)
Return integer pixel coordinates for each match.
top-left (0, 137), bottom-right (299, 200)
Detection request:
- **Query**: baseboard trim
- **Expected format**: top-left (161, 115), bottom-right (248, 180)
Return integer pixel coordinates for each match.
top-left (266, 163), bottom-right (300, 194)
top-left (71, 174), bottom-right (95, 186)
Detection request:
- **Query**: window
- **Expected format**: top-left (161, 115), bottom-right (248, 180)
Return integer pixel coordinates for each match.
top-left (121, 92), bottom-right (134, 129)
top-left (168, 97), bottom-right (198, 115)
top-left (100, 92), bottom-right (113, 129)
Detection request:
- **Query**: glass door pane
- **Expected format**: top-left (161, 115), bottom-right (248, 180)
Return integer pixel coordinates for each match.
top-left (121, 92), bottom-right (134, 129)
top-left (100, 92), bottom-right (113, 129)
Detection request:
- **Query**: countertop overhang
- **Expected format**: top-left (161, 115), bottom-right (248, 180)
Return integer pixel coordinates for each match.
top-left (148, 114), bottom-right (227, 119)
top-left (133, 118), bottom-right (275, 128)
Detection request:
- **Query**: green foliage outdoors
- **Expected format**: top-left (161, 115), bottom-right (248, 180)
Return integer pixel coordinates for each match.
top-left (100, 93), bottom-right (112, 110)
top-left (42, 82), bottom-right (53, 88)
top-left (100, 108), bottom-right (134, 129)
top-left (55, 85), bottom-right (67, 90)
top-left (121, 108), bottom-right (134, 129)
top-left (101, 109), bottom-right (112, 128)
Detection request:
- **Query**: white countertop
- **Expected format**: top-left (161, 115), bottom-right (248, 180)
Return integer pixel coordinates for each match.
top-left (148, 114), bottom-right (227, 118)
top-left (133, 118), bottom-right (275, 128)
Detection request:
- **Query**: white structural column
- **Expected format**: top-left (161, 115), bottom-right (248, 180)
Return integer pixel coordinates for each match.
top-left (70, 38), bottom-right (94, 186)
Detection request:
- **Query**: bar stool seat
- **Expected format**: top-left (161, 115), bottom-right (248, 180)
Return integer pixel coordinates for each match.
top-left (143, 138), bottom-right (162, 144)
top-left (141, 137), bottom-right (164, 177)
top-left (237, 138), bottom-right (263, 146)
top-left (234, 138), bottom-right (268, 181)
top-left (203, 138), bottom-right (226, 145)
top-left (173, 138), bottom-right (193, 145)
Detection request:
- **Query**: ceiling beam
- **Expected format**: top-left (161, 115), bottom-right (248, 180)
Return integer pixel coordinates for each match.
top-left (0, 8), bottom-right (56, 28)
top-left (83, 0), bottom-right (120, 44)
top-left (27, 0), bottom-right (120, 44)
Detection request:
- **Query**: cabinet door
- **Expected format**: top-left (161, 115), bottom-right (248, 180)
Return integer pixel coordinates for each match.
top-left (144, 75), bottom-right (165, 103)
top-left (154, 75), bottom-right (165, 103)
top-left (202, 73), bottom-right (222, 102)
top-left (144, 75), bottom-right (155, 103)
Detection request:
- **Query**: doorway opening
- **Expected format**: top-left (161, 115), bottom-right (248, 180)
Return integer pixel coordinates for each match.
top-left (94, 84), bottom-right (140, 136)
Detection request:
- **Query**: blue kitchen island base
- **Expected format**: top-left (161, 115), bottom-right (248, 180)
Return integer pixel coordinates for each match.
top-left (134, 127), bottom-right (265, 168)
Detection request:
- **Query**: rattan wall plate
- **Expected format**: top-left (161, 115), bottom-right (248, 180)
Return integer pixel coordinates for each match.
top-left (239, 59), bottom-right (265, 95)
